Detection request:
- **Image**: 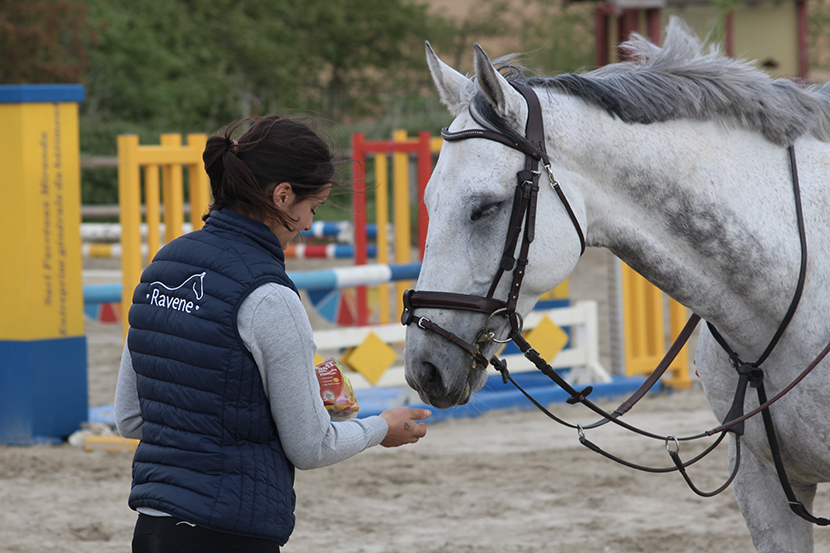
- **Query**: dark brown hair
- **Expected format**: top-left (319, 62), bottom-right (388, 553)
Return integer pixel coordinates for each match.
top-left (202, 115), bottom-right (338, 227)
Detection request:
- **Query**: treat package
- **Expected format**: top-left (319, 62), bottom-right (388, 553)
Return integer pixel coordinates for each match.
top-left (314, 358), bottom-right (360, 421)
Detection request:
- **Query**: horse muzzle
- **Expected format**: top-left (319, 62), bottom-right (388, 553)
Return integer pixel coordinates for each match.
top-left (401, 289), bottom-right (516, 407)
top-left (403, 346), bottom-right (485, 408)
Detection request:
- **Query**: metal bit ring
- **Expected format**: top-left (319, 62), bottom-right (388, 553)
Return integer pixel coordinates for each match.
top-left (484, 308), bottom-right (523, 344)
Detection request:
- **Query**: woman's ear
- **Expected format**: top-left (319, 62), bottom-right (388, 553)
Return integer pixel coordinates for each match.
top-left (272, 182), bottom-right (294, 208)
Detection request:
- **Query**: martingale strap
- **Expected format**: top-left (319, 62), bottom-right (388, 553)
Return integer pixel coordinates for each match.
top-left (708, 148), bottom-right (808, 370)
top-left (755, 375), bottom-right (830, 525)
top-left (700, 145), bottom-right (830, 524)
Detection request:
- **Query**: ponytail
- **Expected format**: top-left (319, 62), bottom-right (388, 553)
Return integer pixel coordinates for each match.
top-left (201, 115), bottom-right (339, 226)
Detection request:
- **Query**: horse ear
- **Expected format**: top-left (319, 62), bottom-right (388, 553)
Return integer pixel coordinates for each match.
top-left (426, 41), bottom-right (471, 117)
top-left (474, 43), bottom-right (525, 124)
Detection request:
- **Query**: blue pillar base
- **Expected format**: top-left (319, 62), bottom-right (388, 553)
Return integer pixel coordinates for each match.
top-left (0, 337), bottom-right (88, 445)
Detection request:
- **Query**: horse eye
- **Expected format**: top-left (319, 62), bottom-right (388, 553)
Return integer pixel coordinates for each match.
top-left (471, 203), bottom-right (500, 222)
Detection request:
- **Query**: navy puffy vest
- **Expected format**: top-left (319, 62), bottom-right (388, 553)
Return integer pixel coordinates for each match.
top-left (127, 209), bottom-right (298, 544)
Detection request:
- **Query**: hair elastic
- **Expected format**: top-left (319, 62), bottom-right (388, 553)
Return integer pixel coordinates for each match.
top-left (230, 139), bottom-right (239, 155)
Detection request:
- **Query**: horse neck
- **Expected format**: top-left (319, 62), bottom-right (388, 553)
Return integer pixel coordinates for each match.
top-left (555, 105), bottom-right (804, 351)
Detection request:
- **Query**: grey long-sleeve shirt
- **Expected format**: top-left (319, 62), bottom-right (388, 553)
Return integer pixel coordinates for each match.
top-left (114, 282), bottom-right (388, 470)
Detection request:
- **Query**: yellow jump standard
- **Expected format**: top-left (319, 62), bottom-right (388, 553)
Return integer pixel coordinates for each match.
top-left (0, 84), bottom-right (88, 444)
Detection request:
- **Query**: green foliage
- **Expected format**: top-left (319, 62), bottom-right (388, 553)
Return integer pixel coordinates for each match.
top-left (707, 0), bottom-right (739, 47)
top-left (808, 0), bottom-right (830, 77)
top-left (518, 1), bottom-right (596, 74)
top-left (44, 0), bottom-right (599, 205)
top-left (286, 0), bottom-right (436, 119)
top-left (0, 0), bottom-right (96, 83)
top-left (440, 0), bottom-right (514, 72)
top-left (82, 0), bottom-right (238, 131)
top-left (79, 117), bottom-right (165, 206)
top-left (80, 0), bottom-right (446, 130)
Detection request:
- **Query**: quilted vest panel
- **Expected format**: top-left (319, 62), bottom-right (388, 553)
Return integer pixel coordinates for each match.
top-left (127, 209), bottom-right (299, 544)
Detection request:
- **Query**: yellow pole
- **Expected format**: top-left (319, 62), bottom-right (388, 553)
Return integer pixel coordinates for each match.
top-left (187, 133), bottom-right (209, 230)
top-left (620, 261), bottom-right (692, 388)
top-left (666, 299), bottom-right (692, 388)
top-left (161, 134), bottom-right (184, 243)
top-left (623, 263), bottom-right (666, 376)
top-left (375, 154), bottom-right (390, 323)
top-left (0, 85), bottom-right (88, 442)
top-left (118, 133), bottom-right (209, 336)
top-left (621, 264), bottom-right (637, 374)
top-left (119, 134), bottom-right (142, 338)
top-left (145, 165), bottom-right (161, 260)
top-left (645, 279), bottom-right (663, 361)
top-left (392, 130), bottom-right (412, 318)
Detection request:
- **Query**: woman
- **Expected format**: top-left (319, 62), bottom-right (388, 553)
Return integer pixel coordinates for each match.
top-left (114, 115), bottom-right (430, 553)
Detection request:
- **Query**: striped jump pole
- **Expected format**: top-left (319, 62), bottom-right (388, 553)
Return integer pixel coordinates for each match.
top-left (83, 242), bottom-right (378, 261)
top-left (83, 263), bottom-right (424, 305)
top-left (80, 221), bottom-right (378, 244)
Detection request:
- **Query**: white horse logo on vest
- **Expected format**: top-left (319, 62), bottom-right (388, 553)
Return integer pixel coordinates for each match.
top-left (147, 272), bottom-right (206, 313)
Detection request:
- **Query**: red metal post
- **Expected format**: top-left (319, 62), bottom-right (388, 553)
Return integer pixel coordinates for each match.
top-left (647, 9), bottom-right (662, 46)
top-left (617, 9), bottom-right (639, 62)
top-left (595, 6), bottom-right (610, 67)
top-left (417, 131), bottom-right (432, 259)
top-left (725, 12), bottom-right (735, 58)
top-left (797, 0), bottom-right (809, 80)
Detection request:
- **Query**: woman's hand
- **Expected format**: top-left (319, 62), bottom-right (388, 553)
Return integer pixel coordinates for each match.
top-left (379, 407), bottom-right (430, 447)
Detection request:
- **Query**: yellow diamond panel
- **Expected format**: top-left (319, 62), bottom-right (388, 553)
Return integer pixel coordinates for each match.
top-left (522, 317), bottom-right (569, 362)
top-left (341, 332), bottom-right (398, 385)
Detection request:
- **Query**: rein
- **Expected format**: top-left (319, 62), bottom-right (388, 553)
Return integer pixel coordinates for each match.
top-left (402, 82), bottom-right (829, 525)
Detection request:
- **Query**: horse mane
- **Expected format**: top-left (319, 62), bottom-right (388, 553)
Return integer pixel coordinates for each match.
top-left (472, 18), bottom-right (830, 146)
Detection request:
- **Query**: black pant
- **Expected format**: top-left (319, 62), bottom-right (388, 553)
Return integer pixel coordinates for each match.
top-left (132, 514), bottom-right (281, 553)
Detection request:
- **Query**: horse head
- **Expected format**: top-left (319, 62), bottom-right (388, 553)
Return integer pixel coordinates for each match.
top-left (190, 272), bottom-right (205, 300)
top-left (403, 43), bottom-right (586, 408)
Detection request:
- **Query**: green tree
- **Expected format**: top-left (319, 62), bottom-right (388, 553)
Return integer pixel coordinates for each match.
top-left (518, 0), bottom-right (595, 74)
top-left (808, 0), bottom-right (830, 79)
top-left (83, 0), bottom-right (237, 131)
top-left (445, 0), bottom-right (514, 72)
top-left (283, 0), bottom-right (439, 120)
top-left (80, 0), bottom-right (447, 130)
top-left (0, 0), bottom-right (96, 83)
top-left (75, 0), bottom-right (456, 203)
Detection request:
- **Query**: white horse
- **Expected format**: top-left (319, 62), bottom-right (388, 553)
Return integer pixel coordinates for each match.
top-left (403, 18), bottom-right (830, 553)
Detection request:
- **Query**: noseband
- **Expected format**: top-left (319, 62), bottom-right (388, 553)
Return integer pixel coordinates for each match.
top-left (401, 82), bottom-right (585, 370)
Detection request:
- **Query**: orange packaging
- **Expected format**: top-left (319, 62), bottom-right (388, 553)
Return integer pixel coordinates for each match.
top-left (314, 358), bottom-right (359, 421)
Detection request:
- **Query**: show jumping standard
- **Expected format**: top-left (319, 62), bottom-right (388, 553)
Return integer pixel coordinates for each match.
top-left (402, 18), bottom-right (830, 553)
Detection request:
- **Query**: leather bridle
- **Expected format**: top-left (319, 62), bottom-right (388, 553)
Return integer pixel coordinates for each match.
top-left (402, 82), bottom-right (586, 373)
top-left (403, 80), bottom-right (830, 526)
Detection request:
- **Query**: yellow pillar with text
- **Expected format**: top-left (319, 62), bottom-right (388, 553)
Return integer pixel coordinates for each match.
top-left (0, 85), bottom-right (88, 444)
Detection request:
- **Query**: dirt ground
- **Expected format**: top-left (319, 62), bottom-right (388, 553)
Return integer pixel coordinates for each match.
top-left (3, 249), bottom-right (830, 553)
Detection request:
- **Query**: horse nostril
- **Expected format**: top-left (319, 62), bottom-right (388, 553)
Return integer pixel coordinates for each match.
top-left (423, 362), bottom-right (446, 398)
